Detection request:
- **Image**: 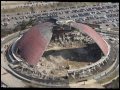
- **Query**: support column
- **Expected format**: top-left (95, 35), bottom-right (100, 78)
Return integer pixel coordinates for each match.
top-left (93, 66), bottom-right (96, 70)
top-left (97, 64), bottom-right (101, 68)
top-left (101, 61), bottom-right (104, 65)
top-left (71, 72), bottom-right (76, 79)
top-left (88, 69), bottom-right (91, 75)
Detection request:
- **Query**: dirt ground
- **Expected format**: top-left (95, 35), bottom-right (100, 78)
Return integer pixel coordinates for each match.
top-left (37, 39), bottom-right (101, 77)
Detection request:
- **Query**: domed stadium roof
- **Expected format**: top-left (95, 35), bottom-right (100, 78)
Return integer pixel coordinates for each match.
top-left (15, 22), bottom-right (54, 65)
top-left (15, 20), bottom-right (109, 66)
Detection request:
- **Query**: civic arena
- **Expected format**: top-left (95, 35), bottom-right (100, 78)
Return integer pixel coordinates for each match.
top-left (1, 19), bottom-right (119, 88)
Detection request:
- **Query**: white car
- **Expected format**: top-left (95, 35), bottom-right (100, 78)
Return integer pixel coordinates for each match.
top-left (56, 20), bottom-right (75, 25)
top-left (1, 38), bottom-right (5, 41)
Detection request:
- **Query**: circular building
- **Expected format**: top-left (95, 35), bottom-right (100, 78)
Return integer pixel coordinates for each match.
top-left (11, 20), bottom-right (110, 66)
top-left (2, 19), bottom-right (119, 88)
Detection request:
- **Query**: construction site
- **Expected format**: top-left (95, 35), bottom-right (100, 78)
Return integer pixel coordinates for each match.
top-left (1, 2), bottom-right (119, 88)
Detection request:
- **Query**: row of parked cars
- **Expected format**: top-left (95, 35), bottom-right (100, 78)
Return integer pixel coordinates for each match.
top-left (1, 2), bottom-right (119, 29)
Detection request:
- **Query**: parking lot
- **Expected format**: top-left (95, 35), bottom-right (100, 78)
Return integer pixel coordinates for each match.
top-left (1, 2), bottom-right (119, 30)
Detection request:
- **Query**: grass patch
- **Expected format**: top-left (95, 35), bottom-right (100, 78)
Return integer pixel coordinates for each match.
top-left (1, 7), bottom-right (31, 14)
top-left (1, 2), bottom-right (99, 14)
top-left (1, 1), bottom-right (27, 6)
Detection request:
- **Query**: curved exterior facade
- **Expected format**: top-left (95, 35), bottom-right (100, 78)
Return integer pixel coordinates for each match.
top-left (15, 22), bottom-right (54, 65)
top-left (15, 21), bottom-right (109, 65)
top-left (71, 22), bottom-right (109, 55)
